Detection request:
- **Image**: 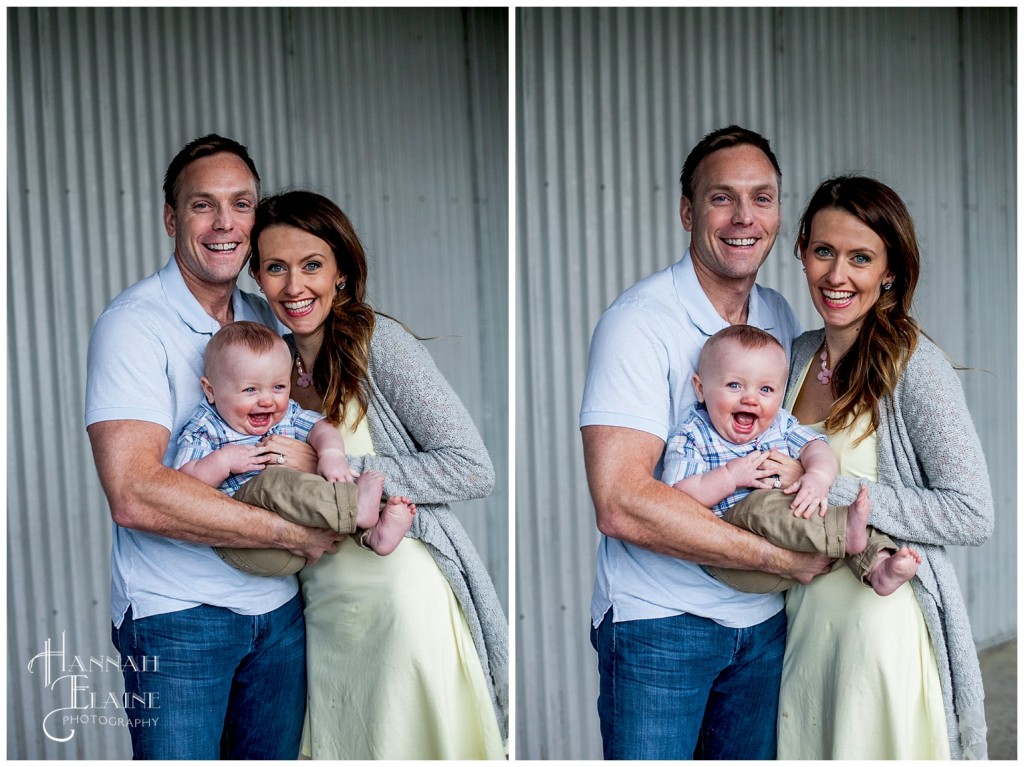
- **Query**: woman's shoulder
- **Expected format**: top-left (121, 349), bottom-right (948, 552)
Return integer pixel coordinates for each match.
top-left (902, 333), bottom-right (954, 377)
top-left (790, 328), bottom-right (825, 361)
top-left (895, 332), bottom-right (963, 403)
top-left (371, 313), bottom-right (415, 348)
top-left (369, 313), bottom-right (432, 374)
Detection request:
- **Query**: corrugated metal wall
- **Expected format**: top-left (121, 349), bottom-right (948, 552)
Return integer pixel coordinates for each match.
top-left (516, 7), bottom-right (1015, 759)
top-left (7, 7), bottom-right (508, 759)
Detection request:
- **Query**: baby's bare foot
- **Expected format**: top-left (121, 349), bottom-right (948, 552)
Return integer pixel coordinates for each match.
top-left (354, 470), bottom-right (385, 529)
top-left (365, 496), bottom-right (416, 556)
top-left (845, 484), bottom-right (871, 556)
top-left (868, 546), bottom-right (921, 596)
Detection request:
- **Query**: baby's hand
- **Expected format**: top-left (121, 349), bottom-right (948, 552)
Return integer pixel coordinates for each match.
top-left (785, 470), bottom-right (833, 518)
top-left (317, 449), bottom-right (355, 483)
top-left (218, 443), bottom-right (276, 475)
top-left (725, 450), bottom-right (775, 491)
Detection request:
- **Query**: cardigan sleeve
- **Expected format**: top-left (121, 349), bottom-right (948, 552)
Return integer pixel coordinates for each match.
top-left (830, 339), bottom-right (994, 547)
top-left (357, 317), bottom-right (496, 506)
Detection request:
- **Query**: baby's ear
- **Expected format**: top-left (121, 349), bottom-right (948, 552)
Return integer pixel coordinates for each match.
top-left (200, 377), bottom-right (216, 405)
top-left (692, 373), bottom-right (704, 402)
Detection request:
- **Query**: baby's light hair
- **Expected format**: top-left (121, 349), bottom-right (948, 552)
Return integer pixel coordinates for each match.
top-left (698, 325), bottom-right (785, 376)
top-left (204, 321), bottom-right (286, 377)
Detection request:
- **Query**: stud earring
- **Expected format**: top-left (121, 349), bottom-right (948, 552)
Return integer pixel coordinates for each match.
top-left (882, 282), bottom-right (894, 291)
top-left (337, 281), bottom-right (346, 291)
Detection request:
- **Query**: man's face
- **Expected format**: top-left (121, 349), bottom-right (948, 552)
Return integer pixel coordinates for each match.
top-left (163, 152), bottom-right (258, 289)
top-left (680, 144), bottom-right (782, 283)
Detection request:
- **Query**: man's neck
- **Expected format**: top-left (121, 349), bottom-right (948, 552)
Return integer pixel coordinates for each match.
top-left (179, 268), bottom-right (236, 326)
top-left (690, 257), bottom-right (755, 325)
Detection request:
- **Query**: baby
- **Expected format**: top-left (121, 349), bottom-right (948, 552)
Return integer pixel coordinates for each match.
top-left (173, 321), bottom-right (414, 575)
top-left (663, 325), bottom-right (920, 596)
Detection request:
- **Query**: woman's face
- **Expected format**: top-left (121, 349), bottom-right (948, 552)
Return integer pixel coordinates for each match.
top-left (255, 224), bottom-right (345, 338)
top-left (800, 207), bottom-right (895, 337)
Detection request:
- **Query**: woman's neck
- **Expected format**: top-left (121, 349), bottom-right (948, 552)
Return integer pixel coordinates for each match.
top-left (293, 328), bottom-right (325, 371)
top-left (823, 324), bottom-right (860, 364)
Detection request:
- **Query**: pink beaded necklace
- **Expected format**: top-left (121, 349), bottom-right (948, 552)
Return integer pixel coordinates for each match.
top-left (816, 345), bottom-right (833, 385)
top-left (295, 355), bottom-right (314, 389)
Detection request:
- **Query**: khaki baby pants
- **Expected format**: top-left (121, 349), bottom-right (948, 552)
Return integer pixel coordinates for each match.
top-left (705, 489), bottom-right (897, 593)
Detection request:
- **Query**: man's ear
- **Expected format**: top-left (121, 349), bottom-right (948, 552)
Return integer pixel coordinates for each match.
top-left (200, 377), bottom-right (215, 405)
top-left (163, 202), bottom-right (177, 238)
top-left (679, 196), bottom-right (694, 232)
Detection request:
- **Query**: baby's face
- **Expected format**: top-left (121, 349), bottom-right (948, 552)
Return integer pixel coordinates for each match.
top-left (694, 341), bottom-right (788, 444)
top-left (202, 343), bottom-right (293, 436)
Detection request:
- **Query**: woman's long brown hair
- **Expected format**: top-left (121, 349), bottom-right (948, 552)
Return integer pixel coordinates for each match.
top-left (795, 176), bottom-right (921, 441)
top-left (250, 191), bottom-right (375, 427)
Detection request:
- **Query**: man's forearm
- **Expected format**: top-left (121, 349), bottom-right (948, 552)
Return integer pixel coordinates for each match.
top-left (583, 424), bottom-right (814, 577)
top-left (115, 462), bottom-right (312, 550)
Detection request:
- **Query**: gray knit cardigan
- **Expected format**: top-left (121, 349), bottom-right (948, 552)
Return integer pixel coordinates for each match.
top-left (788, 330), bottom-right (994, 759)
top-left (330, 315), bottom-right (509, 743)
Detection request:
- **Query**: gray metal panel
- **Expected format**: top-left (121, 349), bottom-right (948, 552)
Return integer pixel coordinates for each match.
top-left (7, 7), bottom-right (508, 759)
top-left (515, 7), bottom-right (1015, 759)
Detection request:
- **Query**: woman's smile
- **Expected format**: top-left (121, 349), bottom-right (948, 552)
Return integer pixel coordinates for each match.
top-left (283, 297), bottom-right (316, 317)
top-left (255, 224), bottom-right (343, 337)
top-left (801, 207), bottom-right (894, 339)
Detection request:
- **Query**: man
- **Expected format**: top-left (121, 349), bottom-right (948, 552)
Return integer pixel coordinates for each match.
top-left (85, 135), bottom-right (341, 759)
top-left (580, 126), bottom-right (832, 759)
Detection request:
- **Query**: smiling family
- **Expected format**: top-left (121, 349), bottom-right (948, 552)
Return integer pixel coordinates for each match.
top-left (84, 135), bottom-right (507, 759)
top-left (581, 126), bottom-right (993, 759)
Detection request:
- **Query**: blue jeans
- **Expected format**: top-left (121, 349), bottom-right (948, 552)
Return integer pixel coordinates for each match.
top-left (591, 608), bottom-right (786, 760)
top-left (111, 595), bottom-right (306, 759)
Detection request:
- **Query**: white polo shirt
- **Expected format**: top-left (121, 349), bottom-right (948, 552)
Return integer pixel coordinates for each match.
top-left (85, 256), bottom-right (297, 626)
top-left (580, 248), bottom-right (800, 629)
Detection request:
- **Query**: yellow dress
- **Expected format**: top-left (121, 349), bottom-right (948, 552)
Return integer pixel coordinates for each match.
top-left (298, 408), bottom-right (505, 759)
top-left (776, 364), bottom-right (949, 760)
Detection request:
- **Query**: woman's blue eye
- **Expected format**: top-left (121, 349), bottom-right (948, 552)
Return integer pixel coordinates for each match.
top-left (814, 246), bottom-right (833, 258)
top-left (852, 253), bottom-right (871, 264)
top-left (265, 264), bottom-right (284, 274)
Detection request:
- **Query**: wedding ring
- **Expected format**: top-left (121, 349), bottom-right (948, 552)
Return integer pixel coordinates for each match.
top-left (772, 476), bottom-right (782, 490)
top-left (277, 454), bottom-right (286, 465)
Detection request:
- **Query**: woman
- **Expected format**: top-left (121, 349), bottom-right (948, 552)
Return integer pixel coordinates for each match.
top-left (249, 190), bottom-right (507, 759)
top-left (773, 176), bottom-right (992, 759)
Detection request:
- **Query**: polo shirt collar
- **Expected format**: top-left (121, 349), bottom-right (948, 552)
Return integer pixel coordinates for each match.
top-left (672, 247), bottom-right (774, 337)
top-left (158, 255), bottom-right (246, 335)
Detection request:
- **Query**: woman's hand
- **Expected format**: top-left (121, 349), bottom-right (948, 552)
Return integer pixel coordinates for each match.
top-left (259, 434), bottom-right (319, 474)
top-left (757, 450), bottom-right (804, 490)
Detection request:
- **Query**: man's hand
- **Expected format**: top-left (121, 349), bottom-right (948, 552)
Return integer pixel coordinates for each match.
top-left (774, 548), bottom-right (834, 584)
top-left (289, 527), bottom-right (345, 565)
